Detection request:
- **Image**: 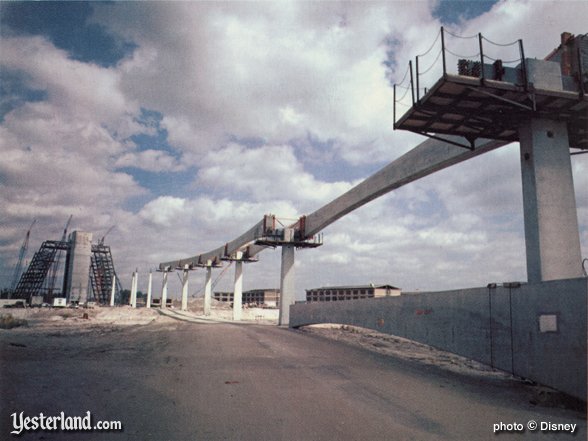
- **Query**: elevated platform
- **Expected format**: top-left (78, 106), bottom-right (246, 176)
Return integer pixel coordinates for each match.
top-left (394, 73), bottom-right (588, 150)
top-left (255, 235), bottom-right (323, 249)
top-left (220, 255), bottom-right (259, 263)
top-left (194, 262), bottom-right (223, 269)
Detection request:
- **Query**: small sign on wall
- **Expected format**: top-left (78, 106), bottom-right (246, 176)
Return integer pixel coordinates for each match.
top-left (538, 314), bottom-right (558, 333)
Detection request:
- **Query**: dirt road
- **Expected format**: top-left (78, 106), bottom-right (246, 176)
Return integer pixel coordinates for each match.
top-left (1, 311), bottom-right (585, 440)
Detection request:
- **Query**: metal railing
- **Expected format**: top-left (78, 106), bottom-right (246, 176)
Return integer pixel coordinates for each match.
top-left (393, 27), bottom-right (527, 126)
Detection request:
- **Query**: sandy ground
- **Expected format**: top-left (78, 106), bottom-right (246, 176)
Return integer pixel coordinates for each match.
top-left (301, 324), bottom-right (585, 409)
top-left (186, 297), bottom-right (280, 323)
top-left (1, 297), bottom-right (279, 329)
top-left (1, 303), bottom-right (585, 440)
top-left (303, 324), bottom-right (515, 379)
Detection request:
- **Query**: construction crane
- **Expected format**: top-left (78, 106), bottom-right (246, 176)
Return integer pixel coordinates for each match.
top-left (99, 225), bottom-right (115, 245)
top-left (10, 219), bottom-right (36, 294)
top-left (61, 215), bottom-right (73, 241)
top-left (46, 215), bottom-right (72, 297)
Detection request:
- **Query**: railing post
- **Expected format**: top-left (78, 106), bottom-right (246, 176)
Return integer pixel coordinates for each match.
top-left (478, 33), bottom-right (485, 83)
top-left (441, 26), bottom-right (447, 77)
top-left (409, 60), bottom-right (415, 105)
top-left (393, 83), bottom-right (396, 127)
top-left (577, 45), bottom-right (585, 97)
top-left (518, 39), bottom-right (528, 91)
top-left (416, 56), bottom-right (420, 102)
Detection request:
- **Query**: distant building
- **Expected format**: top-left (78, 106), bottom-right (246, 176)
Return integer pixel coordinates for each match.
top-left (305, 284), bottom-right (401, 302)
top-left (213, 288), bottom-right (280, 307)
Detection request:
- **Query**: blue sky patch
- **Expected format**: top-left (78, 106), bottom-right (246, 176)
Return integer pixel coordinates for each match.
top-left (121, 167), bottom-right (198, 214)
top-left (433, 0), bottom-right (497, 24)
top-left (228, 135), bottom-right (267, 149)
top-left (0, 68), bottom-right (48, 120)
top-left (291, 133), bottom-right (384, 183)
top-left (0, 1), bottom-right (136, 67)
top-left (131, 108), bottom-right (177, 153)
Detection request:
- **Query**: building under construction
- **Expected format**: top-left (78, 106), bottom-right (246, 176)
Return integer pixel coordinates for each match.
top-left (10, 227), bottom-right (122, 306)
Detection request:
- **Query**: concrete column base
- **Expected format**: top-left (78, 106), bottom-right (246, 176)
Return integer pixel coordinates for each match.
top-left (130, 272), bottom-right (137, 308)
top-left (233, 261), bottom-right (243, 321)
top-left (181, 268), bottom-right (189, 311)
top-left (109, 275), bottom-right (116, 307)
top-left (204, 267), bottom-right (212, 316)
top-left (161, 271), bottom-right (168, 309)
top-left (146, 272), bottom-right (152, 308)
top-left (279, 245), bottom-right (295, 326)
top-left (519, 118), bottom-right (582, 282)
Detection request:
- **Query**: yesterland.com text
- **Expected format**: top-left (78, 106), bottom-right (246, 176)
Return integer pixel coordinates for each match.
top-left (10, 411), bottom-right (122, 436)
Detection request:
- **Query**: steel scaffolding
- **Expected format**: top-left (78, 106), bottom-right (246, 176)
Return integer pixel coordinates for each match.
top-left (89, 243), bottom-right (122, 304)
top-left (12, 240), bottom-right (69, 301)
top-left (12, 236), bottom-right (122, 305)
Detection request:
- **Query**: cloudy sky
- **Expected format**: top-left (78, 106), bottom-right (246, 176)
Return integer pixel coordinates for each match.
top-left (1, 0), bottom-right (586, 300)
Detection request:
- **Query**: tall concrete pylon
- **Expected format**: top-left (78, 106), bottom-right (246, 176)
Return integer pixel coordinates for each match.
top-left (233, 254), bottom-right (243, 321)
top-left (146, 271), bottom-right (152, 308)
top-left (161, 270), bottom-right (168, 309)
top-left (109, 275), bottom-right (116, 307)
top-left (519, 119), bottom-right (583, 282)
top-left (515, 58), bottom-right (583, 282)
top-left (65, 231), bottom-right (93, 304)
top-left (204, 265), bottom-right (212, 316)
top-left (181, 265), bottom-right (189, 311)
top-left (130, 271), bottom-right (137, 308)
top-left (279, 245), bottom-right (296, 326)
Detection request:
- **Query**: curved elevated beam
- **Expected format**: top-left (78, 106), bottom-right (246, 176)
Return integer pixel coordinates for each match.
top-left (299, 136), bottom-right (507, 238)
top-left (159, 218), bottom-right (268, 270)
top-left (159, 136), bottom-right (508, 270)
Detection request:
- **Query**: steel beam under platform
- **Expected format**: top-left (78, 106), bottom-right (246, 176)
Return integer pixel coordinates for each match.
top-left (394, 73), bottom-right (588, 150)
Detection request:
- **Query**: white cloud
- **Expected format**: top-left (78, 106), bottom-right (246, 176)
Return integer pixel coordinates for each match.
top-left (196, 143), bottom-right (353, 210)
top-left (139, 196), bottom-right (186, 226)
top-left (115, 149), bottom-right (185, 172)
top-left (0, 36), bottom-right (137, 131)
top-left (91, 1), bottom-right (440, 163)
top-left (1, 1), bottom-right (586, 298)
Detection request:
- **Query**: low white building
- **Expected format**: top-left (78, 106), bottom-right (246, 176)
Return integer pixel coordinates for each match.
top-left (306, 284), bottom-right (401, 302)
top-left (213, 288), bottom-right (280, 307)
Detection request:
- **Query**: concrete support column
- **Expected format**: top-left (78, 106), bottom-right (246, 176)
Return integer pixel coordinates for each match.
top-left (65, 231), bottom-right (93, 304)
top-left (181, 266), bottom-right (189, 311)
top-left (109, 275), bottom-right (116, 307)
top-left (146, 271), bottom-right (152, 309)
top-left (204, 266), bottom-right (212, 316)
top-left (279, 245), bottom-right (295, 326)
top-left (130, 271), bottom-right (137, 308)
top-left (129, 273), bottom-right (133, 306)
top-left (233, 260), bottom-right (243, 321)
top-left (161, 271), bottom-right (168, 309)
top-left (519, 118), bottom-right (583, 282)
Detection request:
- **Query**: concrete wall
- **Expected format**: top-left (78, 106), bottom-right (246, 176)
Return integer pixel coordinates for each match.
top-left (290, 277), bottom-right (587, 401)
